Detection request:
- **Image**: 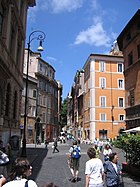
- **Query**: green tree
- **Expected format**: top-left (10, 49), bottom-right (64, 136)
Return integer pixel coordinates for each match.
top-left (61, 98), bottom-right (68, 128)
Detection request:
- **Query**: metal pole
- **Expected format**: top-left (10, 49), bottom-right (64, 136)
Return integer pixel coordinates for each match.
top-left (21, 42), bottom-right (30, 157)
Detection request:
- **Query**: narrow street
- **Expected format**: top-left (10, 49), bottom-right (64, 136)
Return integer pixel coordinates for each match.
top-left (27, 142), bottom-right (140, 187)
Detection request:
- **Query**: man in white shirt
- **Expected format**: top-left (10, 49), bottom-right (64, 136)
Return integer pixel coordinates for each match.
top-left (85, 147), bottom-right (104, 187)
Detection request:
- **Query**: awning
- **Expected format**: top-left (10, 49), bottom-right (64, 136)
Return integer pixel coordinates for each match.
top-left (123, 126), bottom-right (140, 133)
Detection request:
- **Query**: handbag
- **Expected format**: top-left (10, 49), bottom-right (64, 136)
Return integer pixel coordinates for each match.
top-left (0, 150), bottom-right (9, 166)
top-left (119, 175), bottom-right (124, 187)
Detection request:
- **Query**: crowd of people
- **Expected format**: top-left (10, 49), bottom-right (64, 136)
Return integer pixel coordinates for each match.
top-left (0, 138), bottom-right (123, 187)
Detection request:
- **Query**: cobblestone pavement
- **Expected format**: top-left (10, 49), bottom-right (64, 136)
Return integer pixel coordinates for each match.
top-left (26, 143), bottom-right (140, 187)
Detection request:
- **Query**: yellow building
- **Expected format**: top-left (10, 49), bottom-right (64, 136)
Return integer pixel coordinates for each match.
top-left (83, 51), bottom-right (125, 141)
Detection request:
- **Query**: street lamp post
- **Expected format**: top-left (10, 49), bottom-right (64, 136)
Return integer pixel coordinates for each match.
top-left (21, 30), bottom-right (46, 157)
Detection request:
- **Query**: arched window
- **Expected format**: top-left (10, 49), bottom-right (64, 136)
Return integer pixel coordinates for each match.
top-left (13, 91), bottom-right (17, 119)
top-left (5, 83), bottom-right (11, 116)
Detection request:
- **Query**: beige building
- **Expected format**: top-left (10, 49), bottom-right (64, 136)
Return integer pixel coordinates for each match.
top-left (0, 0), bottom-right (36, 145)
top-left (21, 50), bottom-right (62, 143)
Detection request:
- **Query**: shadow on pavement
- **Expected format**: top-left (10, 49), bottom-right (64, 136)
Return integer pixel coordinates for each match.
top-left (27, 147), bottom-right (48, 181)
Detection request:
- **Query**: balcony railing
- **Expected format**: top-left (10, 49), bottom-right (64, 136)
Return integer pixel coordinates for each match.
top-left (126, 104), bottom-right (140, 119)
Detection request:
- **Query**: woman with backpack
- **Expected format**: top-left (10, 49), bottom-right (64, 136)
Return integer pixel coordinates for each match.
top-left (2, 157), bottom-right (38, 187)
top-left (68, 140), bottom-right (81, 182)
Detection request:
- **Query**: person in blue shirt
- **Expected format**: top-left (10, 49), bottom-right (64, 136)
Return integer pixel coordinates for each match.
top-left (103, 152), bottom-right (122, 187)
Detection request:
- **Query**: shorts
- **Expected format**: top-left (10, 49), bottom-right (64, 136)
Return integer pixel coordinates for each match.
top-left (89, 183), bottom-right (104, 187)
top-left (70, 158), bottom-right (80, 170)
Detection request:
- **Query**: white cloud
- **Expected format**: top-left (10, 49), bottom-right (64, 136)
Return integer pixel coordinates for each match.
top-left (48, 0), bottom-right (84, 13)
top-left (27, 0), bottom-right (84, 22)
top-left (46, 56), bottom-right (63, 66)
top-left (27, 0), bottom-right (48, 23)
top-left (46, 56), bottom-right (57, 62)
top-left (91, 0), bottom-right (99, 10)
top-left (74, 22), bottom-right (111, 47)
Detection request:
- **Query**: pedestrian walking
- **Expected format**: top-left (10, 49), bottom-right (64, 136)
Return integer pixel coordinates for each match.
top-left (98, 140), bottom-right (103, 152)
top-left (2, 157), bottom-right (38, 187)
top-left (68, 140), bottom-right (81, 182)
top-left (45, 140), bottom-right (49, 150)
top-left (85, 147), bottom-right (104, 187)
top-left (93, 144), bottom-right (100, 158)
top-left (52, 138), bottom-right (59, 153)
top-left (103, 152), bottom-right (122, 187)
top-left (103, 144), bottom-right (112, 162)
top-left (0, 140), bottom-right (9, 178)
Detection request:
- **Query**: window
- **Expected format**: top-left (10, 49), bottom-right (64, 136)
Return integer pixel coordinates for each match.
top-left (88, 79), bottom-right (90, 89)
top-left (0, 3), bottom-right (4, 35)
top-left (128, 52), bottom-right (133, 66)
top-left (118, 64), bottom-right (123, 72)
top-left (100, 77), bottom-right (106, 89)
top-left (40, 63), bottom-right (43, 72)
top-left (9, 26), bottom-right (15, 56)
top-left (119, 98), bottom-right (124, 107)
top-left (5, 84), bottom-right (11, 116)
top-left (16, 40), bottom-right (21, 66)
top-left (100, 96), bottom-right (106, 107)
top-left (130, 90), bottom-right (135, 106)
top-left (137, 44), bottom-right (140, 59)
top-left (88, 97), bottom-right (90, 107)
top-left (100, 113), bottom-right (106, 121)
top-left (118, 79), bottom-right (124, 89)
top-left (31, 106), bottom-right (36, 117)
top-left (126, 32), bottom-right (131, 41)
top-left (42, 113), bottom-right (46, 122)
top-left (137, 21), bottom-right (140, 30)
top-left (33, 90), bottom-right (37, 98)
top-left (88, 114), bottom-right (90, 121)
top-left (100, 61), bottom-right (105, 72)
top-left (119, 115), bottom-right (124, 121)
top-left (13, 91), bottom-right (17, 119)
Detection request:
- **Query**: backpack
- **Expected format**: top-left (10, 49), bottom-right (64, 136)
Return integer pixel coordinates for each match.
top-left (0, 150), bottom-right (9, 166)
top-left (71, 146), bottom-right (81, 159)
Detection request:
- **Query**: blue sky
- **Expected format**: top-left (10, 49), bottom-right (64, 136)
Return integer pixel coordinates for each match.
top-left (26, 0), bottom-right (140, 99)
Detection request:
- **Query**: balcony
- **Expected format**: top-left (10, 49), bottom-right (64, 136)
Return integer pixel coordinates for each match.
top-left (126, 104), bottom-right (140, 120)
